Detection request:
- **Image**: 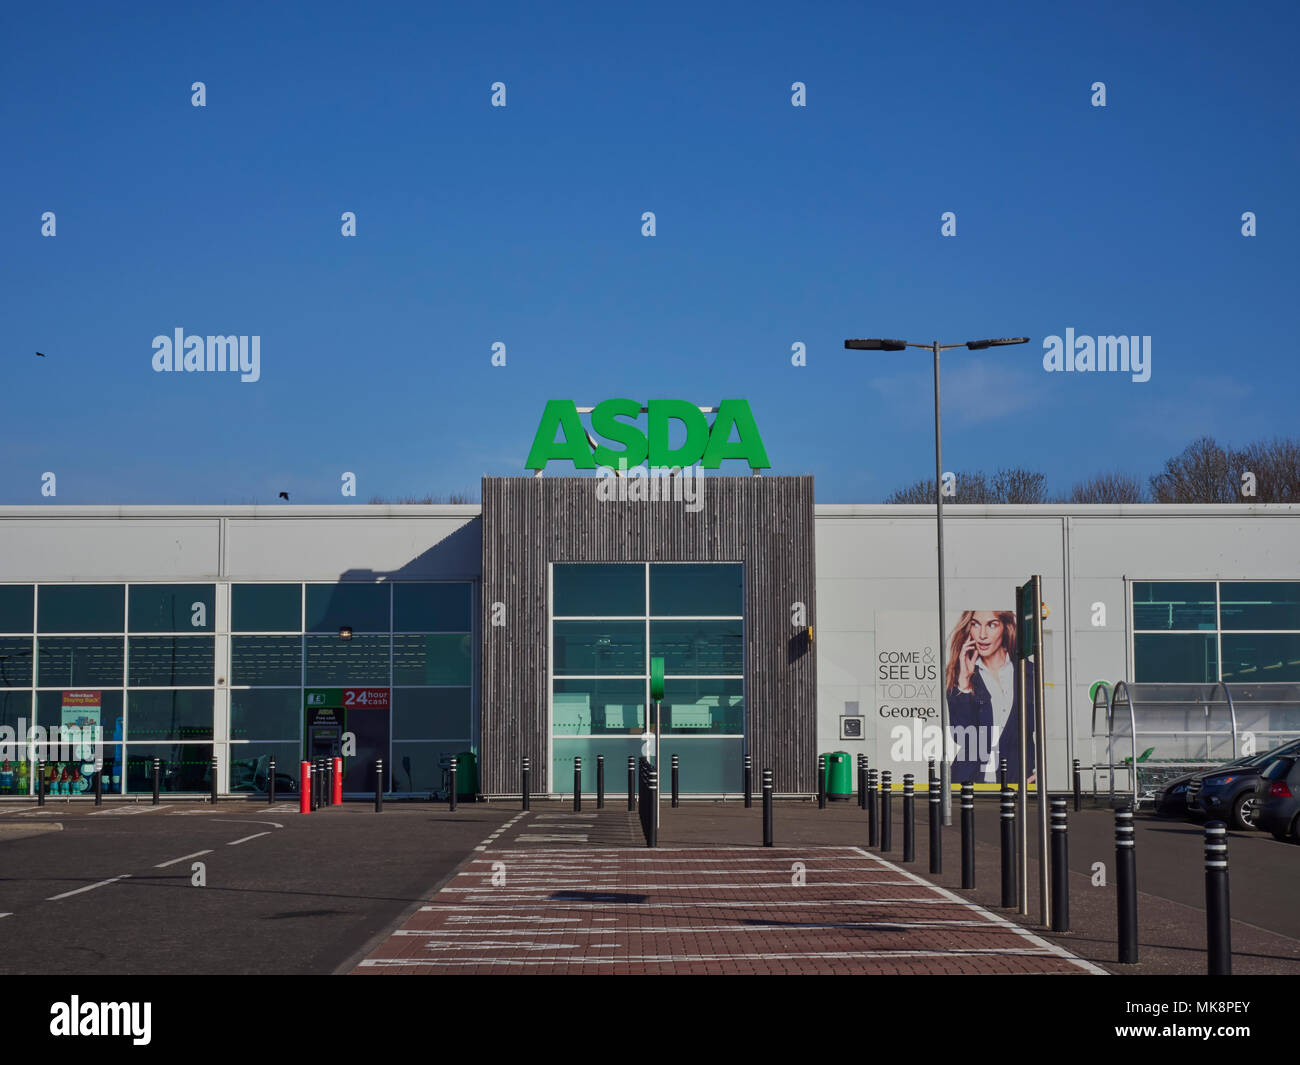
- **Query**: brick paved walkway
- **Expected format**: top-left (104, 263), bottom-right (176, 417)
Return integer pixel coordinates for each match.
top-left (355, 844), bottom-right (1103, 975)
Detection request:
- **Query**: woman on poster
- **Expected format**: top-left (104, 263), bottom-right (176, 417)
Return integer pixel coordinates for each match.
top-left (944, 609), bottom-right (1036, 785)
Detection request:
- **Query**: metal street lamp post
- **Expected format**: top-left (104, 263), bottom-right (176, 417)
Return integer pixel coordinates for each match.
top-left (844, 336), bottom-right (1029, 824)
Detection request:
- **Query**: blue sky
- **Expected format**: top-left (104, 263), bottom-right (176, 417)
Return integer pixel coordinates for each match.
top-left (3, 0), bottom-right (1297, 504)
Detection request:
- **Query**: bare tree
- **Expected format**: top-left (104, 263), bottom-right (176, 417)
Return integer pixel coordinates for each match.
top-left (366, 491), bottom-right (478, 504)
top-left (991, 467), bottom-right (1049, 504)
top-left (1227, 437), bottom-right (1300, 502)
top-left (1065, 472), bottom-right (1146, 504)
top-left (885, 469), bottom-right (1048, 504)
top-left (1148, 436), bottom-right (1235, 503)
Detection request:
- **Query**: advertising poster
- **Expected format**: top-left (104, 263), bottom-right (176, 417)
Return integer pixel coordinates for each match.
top-left (944, 608), bottom-right (1035, 786)
top-left (874, 611), bottom-right (1035, 786)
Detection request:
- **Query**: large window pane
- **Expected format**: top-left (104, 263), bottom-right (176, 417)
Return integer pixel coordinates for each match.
top-left (0, 586), bottom-right (34, 633)
top-left (554, 564), bottom-right (645, 617)
top-left (1132, 582), bottom-right (1217, 631)
top-left (662, 678), bottom-right (744, 734)
top-left (36, 690), bottom-right (125, 737)
top-left (390, 742), bottom-right (468, 795)
top-left (127, 690), bottom-right (214, 741)
top-left (553, 621), bottom-right (645, 676)
top-left (129, 584), bottom-right (215, 632)
top-left (36, 637), bottom-right (123, 687)
top-left (651, 563), bottom-right (743, 617)
top-left (127, 637), bottom-right (214, 687)
top-left (552, 737), bottom-right (645, 794)
top-left (233, 584), bottom-right (302, 632)
top-left (394, 583), bottom-right (471, 632)
top-left (1222, 633), bottom-right (1300, 683)
top-left (125, 744), bottom-right (212, 794)
top-left (306, 584), bottom-right (390, 633)
top-left (0, 638), bottom-right (34, 687)
top-left (304, 635), bottom-right (389, 685)
top-left (392, 634), bottom-right (472, 686)
top-left (656, 737), bottom-right (744, 793)
top-left (0, 690), bottom-right (33, 732)
top-left (1220, 582), bottom-right (1300, 631)
top-left (651, 620), bottom-right (743, 675)
top-left (228, 743), bottom-right (300, 793)
top-left (37, 585), bottom-right (124, 633)
top-left (231, 636), bottom-right (302, 685)
top-left (553, 678), bottom-right (645, 734)
top-left (231, 689), bottom-right (302, 741)
top-left (1134, 634), bottom-right (1218, 683)
top-left (392, 688), bottom-right (471, 740)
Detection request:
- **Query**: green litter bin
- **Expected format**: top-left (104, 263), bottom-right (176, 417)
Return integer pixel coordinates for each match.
top-left (456, 750), bottom-right (478, 801)
top-left (826, 751), bottom-right (853, 801)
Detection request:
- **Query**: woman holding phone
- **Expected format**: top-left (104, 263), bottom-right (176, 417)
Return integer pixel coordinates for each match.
top-left (944, 609), bottom-right (1036, 785)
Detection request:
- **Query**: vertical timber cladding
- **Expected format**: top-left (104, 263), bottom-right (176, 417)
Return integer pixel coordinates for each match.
top-left (480, 475), bottom-right (817, 794)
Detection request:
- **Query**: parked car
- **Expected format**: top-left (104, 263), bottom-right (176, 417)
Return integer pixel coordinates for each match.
top-left (1155, 755), bottom-right (1253, 816)
top-left (1255, 754), bottom-right (1300, 842)
top-left (1186, 738), bottom-right (1300, 830)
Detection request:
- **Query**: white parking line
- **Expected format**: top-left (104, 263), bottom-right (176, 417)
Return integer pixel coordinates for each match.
top-left (47, 874), bottom-right (132, 901)
top-left (212, 819), bottom-right (283, 829)
top-left (226, 832), bottom-right (271, 846)
top-left (154, 850), bottom-right (214, 868)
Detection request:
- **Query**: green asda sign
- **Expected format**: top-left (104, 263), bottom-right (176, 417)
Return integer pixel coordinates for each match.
top-left (526, 399), bottom-right (771, 471)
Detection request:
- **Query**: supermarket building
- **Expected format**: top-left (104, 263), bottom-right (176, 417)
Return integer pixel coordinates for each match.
top-left (0, 480), bottom-right (1297, 799)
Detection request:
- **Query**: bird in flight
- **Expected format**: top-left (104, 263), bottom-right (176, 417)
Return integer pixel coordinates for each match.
top-left (278, 491), bottom-right (290, 501)
top-left (36, 351), bottom-right (46, 357)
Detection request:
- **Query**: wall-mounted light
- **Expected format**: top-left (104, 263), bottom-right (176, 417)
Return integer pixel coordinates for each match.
top-left (339, 626), bottom-right (353, 641)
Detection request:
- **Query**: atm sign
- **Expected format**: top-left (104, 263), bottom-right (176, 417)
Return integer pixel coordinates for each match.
top-left (305, 688), bottom-right (390, 709)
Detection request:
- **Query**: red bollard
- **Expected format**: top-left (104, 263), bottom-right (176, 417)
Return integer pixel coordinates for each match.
top-left (300, 761), bottom-right (311, 814)
top-left (332, 757), bottom-right (343, 805)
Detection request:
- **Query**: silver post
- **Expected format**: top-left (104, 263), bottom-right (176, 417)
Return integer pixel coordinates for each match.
top-left (1034, 575), bottom-right (1051, 929)
top-left (933, 340), bottom-right (951, 826)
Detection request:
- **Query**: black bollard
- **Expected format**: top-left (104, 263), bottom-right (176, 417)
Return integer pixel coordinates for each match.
top-left (37, 760), bottom-right (45, 806)
top-left (743, 754), bottom-right (753, 808)
top-left (522, 757), bottom-right (531, 812)
top-left (94, 761), bottom-right (103, 806)
top-left (902, 774), bottom-right (915, 862)
top-left (574, 756), bottom-right (582, 812)
top-left (817, 754), bottom-right (826, 810)
top-left (762, 769), bottom-right (774, 847)
top-left (866, 768), bottom-right (878, 847)
top-left (267, 757), bottom-right (275, 805)
top-left (627, 756), bottom-right (635, 811)
top-left (449, 758), bottom-right (458, 812)
top-left (210, 756), bottom-right (219, 806)
top-left (310, 761), bottom-right (318, 811)
top-left (880, 771), bottom-right (892, 852)
top-left (374, 759), bottom-right (383, 813)
top-left (858, 755), bottom-right (867, 810)
top-left (1116, 807), bottom-right (1138, 963)
top-left (1073, 758), bottom-right (1082, 812)
top-left (1000, 787), bottom-right (1016, 907)
top-left (597, 755), bottom-right (605, 809)
top-left (999, 758), bottom-right (1007, 792)
top-left (671, 753), bottom-right (679, 808)
top-left (153, 757), bottom-right (162, 806)
top-left (928, 765), bottom-right (942, 874)
top-left (1204, 822), bottom-right (1231, 975)
top-left (1050, 798), bottom-right (1069, 932)
top-left (961, 782), bottom-right (975, 889)
top-left (323, 759), bottom-right (331, 807)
